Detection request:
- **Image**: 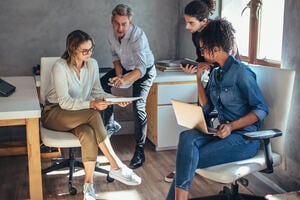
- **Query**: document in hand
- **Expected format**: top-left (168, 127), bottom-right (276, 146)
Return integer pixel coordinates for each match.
top-left (104, 97), bottom-right (142, 103)
top-left (171, 99), bottom-right (217, 134)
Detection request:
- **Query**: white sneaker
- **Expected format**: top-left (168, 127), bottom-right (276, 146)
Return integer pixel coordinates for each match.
top-left (109, 165), bottom-right (142, 186)
top-left (83, 183), bottom-right (96, 200)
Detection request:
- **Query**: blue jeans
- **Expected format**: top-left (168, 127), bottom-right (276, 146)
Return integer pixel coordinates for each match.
top-left (166, 129), bottom-right (260, 200)
top-left (100, 66), bottom-right (156, 147)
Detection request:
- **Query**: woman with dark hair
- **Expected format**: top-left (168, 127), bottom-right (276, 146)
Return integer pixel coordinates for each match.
top-left (41, 30), bottom-right (141, 200)
top-left (166, 18), bottom-right (268, 200)
top-left (164, 0), bottom-right (241, 183)
top-left (181, 0), bottom-right (239, 74)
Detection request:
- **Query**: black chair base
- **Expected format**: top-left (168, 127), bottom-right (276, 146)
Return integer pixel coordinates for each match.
top-left (190, 181), bottom-right (265, 200)
top-left (190, 193), bottom-right (265, 200)
top-left (42, 147), bottom-right (113, 195)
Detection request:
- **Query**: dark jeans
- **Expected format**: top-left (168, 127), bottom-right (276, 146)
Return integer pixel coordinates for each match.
top-left (100, 66), bottom-right (156, 148)
top-left (166, 129), bottom-right (260, 199)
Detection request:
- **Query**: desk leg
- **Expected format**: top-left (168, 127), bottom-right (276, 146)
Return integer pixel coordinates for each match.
top-left (26, 118), bottom-right (43, 200)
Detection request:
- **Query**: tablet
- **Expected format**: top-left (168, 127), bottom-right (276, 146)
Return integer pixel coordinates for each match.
top-left (178, 58), bottom-right (199, 66)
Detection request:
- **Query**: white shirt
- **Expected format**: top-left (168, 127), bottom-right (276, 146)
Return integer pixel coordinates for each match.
top-left (46, 58), bottom-right (114, 110)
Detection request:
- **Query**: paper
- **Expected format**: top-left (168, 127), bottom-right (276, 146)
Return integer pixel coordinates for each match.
top-left (104, 97), bottom-right (142, 103)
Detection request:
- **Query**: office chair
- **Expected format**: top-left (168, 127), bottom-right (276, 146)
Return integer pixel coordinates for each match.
top-left (40, 57), bottom-right (113, 195)
top-left (191, 66), bottom-right (295, 200)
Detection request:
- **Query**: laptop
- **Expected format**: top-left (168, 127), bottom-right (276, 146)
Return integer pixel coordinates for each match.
top-left (171, 99), bottom-right (217, 134)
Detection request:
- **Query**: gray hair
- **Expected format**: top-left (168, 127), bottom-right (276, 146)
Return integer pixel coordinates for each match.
top-left (112, 4), bottom-right (133, 20)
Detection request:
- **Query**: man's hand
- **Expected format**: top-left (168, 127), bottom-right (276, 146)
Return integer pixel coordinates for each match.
top-left (109, 76), bottom-right (126, 88)
top-left (116, 101), bottom-right (131, 107)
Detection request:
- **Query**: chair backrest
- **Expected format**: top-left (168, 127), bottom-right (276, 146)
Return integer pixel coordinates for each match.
top-left (40, 57), bottom-right (60, 105)
top-left (250, 65), bottom-right (295, 170)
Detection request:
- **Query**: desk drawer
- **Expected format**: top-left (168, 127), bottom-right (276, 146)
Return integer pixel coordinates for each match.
top-left (157, 83), bottom-right (197, 104)
top-left (157, 105), bottom-right (187, 149)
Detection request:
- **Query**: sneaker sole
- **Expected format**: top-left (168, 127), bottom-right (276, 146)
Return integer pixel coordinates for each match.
top-left (109, 172), bottom-right (141, 186)
top-left (164, 177), bottom-right (174, 183)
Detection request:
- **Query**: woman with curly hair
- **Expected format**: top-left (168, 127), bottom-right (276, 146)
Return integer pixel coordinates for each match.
top-left (166, 18), bottom-right (268, 200)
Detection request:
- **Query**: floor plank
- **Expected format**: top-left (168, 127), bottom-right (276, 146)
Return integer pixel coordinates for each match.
top-left (0, 134), bottom-right (252, 200)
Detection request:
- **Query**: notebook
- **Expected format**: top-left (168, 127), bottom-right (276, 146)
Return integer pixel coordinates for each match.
top-left (171, 99), bottom-right (217, 134)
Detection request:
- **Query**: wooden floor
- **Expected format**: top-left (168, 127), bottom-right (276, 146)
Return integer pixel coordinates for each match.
top-left (0, 134), bottom-right (252, 200)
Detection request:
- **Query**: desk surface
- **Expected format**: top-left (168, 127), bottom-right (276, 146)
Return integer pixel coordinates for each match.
top-left (0, 76), bottom-right (41, 120)
top-left (0, 76), bottom-right (43, 199)
top-left (154, 71), bottom-right (197, 83)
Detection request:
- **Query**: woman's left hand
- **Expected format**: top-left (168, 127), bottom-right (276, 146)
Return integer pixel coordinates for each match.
top-left (196, 62), bottom-right (212, 79)
top-left (214, 123), bottom-right (232, 138)
top-left (180, 64), bottom-right (197, 74)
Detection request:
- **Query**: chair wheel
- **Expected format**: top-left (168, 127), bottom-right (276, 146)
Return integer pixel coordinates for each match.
top-left (51, 158), bottom-right (63, 165)
top-left (69, 187), bottom-right (77, 195)
top-left (106, 175), bottom-right (114, 183)
top-left (219, 186), bottom-right (231, 195)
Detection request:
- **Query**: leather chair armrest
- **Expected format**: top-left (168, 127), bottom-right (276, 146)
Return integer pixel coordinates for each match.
top-left (243, 129), bottom-right (282, 140)
top-left (243, 129), bottom-right (282, 173)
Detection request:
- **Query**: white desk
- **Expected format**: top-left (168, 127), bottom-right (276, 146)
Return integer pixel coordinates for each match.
top-left (0, 76), bottom-right (42, 200)
top-left (146, 71), bottom-right (197, 150)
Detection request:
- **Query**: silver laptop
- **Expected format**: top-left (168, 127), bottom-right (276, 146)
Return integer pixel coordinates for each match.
top-left (171, 99), bottom-right (217, 134)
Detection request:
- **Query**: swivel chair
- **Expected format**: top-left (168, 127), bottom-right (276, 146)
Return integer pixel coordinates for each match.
top-left (40, 57), bottom-right (113, 195)
top-left (192, 65), bottom-right (295, 200)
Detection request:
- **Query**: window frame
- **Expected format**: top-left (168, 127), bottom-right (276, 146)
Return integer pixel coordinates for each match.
top-left (220, 0), bottom-right (282, 67)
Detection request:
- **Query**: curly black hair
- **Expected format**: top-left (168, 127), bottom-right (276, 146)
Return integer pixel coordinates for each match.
top-left (199, 18), bottom-right (236, 54)
top-left (184, 0), bottom-right (216, 21)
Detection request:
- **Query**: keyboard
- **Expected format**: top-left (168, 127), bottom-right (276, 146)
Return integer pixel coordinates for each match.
top-left (0, 78), bottom-right (16, 97)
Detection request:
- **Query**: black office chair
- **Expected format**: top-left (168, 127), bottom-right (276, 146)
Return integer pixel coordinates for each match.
top-left (40, 57), bottom-right (113, 195)
top-left (191, 65), bottom-right (295, 200)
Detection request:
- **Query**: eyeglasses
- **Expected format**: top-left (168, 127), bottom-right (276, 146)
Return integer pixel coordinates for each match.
top-left (199, 46), bottom-right (206, 55)
top-left (78, 46), bottom-right (95, 55)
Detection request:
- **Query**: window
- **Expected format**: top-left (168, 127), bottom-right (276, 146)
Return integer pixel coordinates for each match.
top-left (221, 0), bottom-right (285, 67)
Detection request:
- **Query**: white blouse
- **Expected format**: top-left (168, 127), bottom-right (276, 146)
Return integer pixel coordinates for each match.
top-left (46, 58), bottom-right (114, 110)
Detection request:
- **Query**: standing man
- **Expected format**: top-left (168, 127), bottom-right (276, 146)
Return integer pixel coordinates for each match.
top-left (101, 4), bottom-right (156, 169)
